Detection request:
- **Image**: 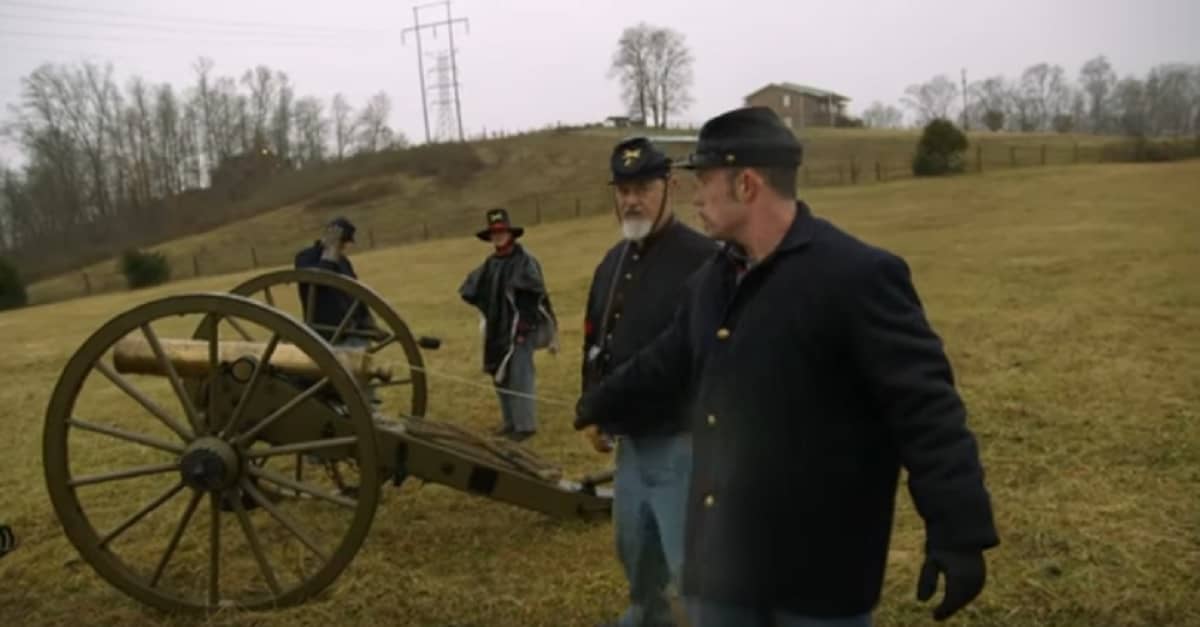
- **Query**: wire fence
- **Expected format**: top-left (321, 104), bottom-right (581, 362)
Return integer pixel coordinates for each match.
top-left (25, 136), bottom-right (1200, 307)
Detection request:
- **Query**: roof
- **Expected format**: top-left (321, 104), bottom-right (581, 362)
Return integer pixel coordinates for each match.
top-left (746, 82), bottom-right (850, 101)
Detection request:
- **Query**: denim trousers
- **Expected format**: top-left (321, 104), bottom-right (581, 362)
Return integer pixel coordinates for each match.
top-left (613, 432), bottom-right (692, 627)
top-left (494, 340), bottom-right (536, 433)
top-left (683, 599), bottom-right (873, 627)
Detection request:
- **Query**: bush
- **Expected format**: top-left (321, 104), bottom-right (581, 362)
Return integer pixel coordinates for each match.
top-left (0, 257), bottom-right (27, 311)
top-left (120, 249), bottom-right (171, 289)
top-left (983, 110), bottom-right (1005, 132)
top-left (912, 118), bottom-right (969, 177)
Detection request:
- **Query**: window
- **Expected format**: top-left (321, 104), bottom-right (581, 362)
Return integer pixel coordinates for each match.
top-left (782, 93), bottom-right (791, 107)
top-left (783, 116), bottom-right (793, 129)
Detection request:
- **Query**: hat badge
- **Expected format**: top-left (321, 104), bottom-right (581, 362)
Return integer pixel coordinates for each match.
top-left (621, 148), bottom-right (642, 168)
top-left (488, 210), bottom-right (505, 223)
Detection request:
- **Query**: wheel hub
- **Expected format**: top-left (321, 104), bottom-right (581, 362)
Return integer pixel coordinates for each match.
top-left (179, 437), bottom-right (240, 492)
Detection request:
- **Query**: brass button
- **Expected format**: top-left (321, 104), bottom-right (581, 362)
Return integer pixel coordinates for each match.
top-left (632, 254), bottom-right (640, 261)
top-left (614, 312), bottom-right (621, 320)
top-left (716, 328), bottom-right (731, 340)
top-left (625, 273), bottom-right (633, 280)
top-left (704, 494), bottom-right (716, 508)
top-left (706, 414), bottom-right (716, 426)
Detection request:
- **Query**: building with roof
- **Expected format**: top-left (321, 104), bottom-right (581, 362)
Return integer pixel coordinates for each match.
top-left (743, 82), bottom-right (851, 130)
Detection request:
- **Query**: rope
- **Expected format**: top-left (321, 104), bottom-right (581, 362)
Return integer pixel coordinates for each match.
top-left (389, 363), bottom-right (577, 408)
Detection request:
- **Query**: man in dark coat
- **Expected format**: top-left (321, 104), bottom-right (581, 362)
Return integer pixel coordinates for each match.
top-left (574, 107), bottom-right (999, 627)
top-left (583, 137), bottom-right (717, 627)
top-left (460, 208), bottom-right (558, 441)
top-left (293, 216), bottom-right (376, 341)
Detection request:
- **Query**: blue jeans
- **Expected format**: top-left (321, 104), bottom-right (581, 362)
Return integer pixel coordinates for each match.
top-left (494, 340), bottom-right (536, 433)
top-left (614, 432), bottom-right (692, 627)
top-left (684, 599), bottom-right (873, 627)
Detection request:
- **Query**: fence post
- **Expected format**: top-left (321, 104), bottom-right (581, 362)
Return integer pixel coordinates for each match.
top-left (368, 228), bottom-right (376, 248)
top-left (82, 272), bottom-right (92, 295)
top-left (1010, 146), bottom-right (1017, 167)
top-left (976, 144), bottom-right (983, 172)
top-left (849, 157), bottom-right (858, 184)
top-left (423, 222), bottom-right (430, 240)
top-left (803, 165), bottom-right (809, 187)
top-left (875, 161), bottom-right (882, 182)
top-left (250, 247), bottom-right (259, 268)
top-left (192, 254), bottom-right (200, 277)
top-left (575, 197), bottom-right (581, 217)
top-left (1041, 144), bottom-right (1047, 166)
top-left (838, 164), bottom-right (845, 185)
top-left (1073, 143), bottom-right (1079, 163)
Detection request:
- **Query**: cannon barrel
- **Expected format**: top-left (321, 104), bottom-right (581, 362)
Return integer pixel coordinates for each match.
top-left (112, 335), bottom-right (393, 382)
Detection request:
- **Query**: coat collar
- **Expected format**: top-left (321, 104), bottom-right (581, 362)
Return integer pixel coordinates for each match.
top-left (720, 200), bottom-right (816, 270)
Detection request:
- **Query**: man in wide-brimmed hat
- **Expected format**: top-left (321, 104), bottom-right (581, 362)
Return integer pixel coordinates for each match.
top-left (575, 107), bottom-right (998, 626)
top-left (460, 208), bottom-right (558, 442)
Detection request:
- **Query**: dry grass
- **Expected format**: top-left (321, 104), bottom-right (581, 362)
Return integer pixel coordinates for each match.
top-left (2, 161), bottom-right (1198, 626)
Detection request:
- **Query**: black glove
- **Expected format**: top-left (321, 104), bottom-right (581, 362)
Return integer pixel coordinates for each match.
top-left (916, 549), bottom-right (987, 621)
top-left (573, 396), bottom-right (596, 431)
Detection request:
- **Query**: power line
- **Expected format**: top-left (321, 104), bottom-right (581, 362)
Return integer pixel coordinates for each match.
top-left (0, 28), bottom-right (394, 49)
top-left (0, 0), bottom-right (391, 36)
top-left (0, 10), bottom-right (374, 41)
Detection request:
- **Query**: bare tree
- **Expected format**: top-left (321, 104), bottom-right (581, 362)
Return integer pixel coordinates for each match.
top-left (609, 23), bottom-right (654, 124)
top-left (356, 91), bottom-right (392, 154)
top-left (1145, 63), bottom-right (1196, 136)
top-left (1112, 77), bottom-right (1148, 136)
top-left (1079, 55), bottom-right (1117, 133)
top-left (902, 75), bottom-right (959, 125)
top-left (292, 96), bottom-right (328, 166)
top-left (331, 93), bottom-right (357, 159)
top-left (860, 101), bottom-right (904, 128)
top-left (645, 26), bottom-right (694, 128)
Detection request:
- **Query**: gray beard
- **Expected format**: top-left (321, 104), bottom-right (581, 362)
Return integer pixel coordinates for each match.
top-left (621, 216), bottom-right (653, 241)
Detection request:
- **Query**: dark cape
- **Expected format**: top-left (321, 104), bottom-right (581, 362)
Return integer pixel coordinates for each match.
top-left (459, 244), bottom-right (558, 383)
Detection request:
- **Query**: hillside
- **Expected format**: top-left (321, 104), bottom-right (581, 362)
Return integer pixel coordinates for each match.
top-left (26, 126), bottom-right (1129, 305)
top-left (2, 160), bottom-right (1197, 626)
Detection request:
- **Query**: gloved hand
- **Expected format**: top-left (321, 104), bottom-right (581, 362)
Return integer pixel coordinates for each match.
top-left (916, 548), bottom-right (987, 621)
top-left (573, 396), bottom-right (596, 431)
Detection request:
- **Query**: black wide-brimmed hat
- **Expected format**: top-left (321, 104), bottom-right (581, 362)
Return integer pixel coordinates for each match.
top-left (475, 207), bottom-right (524, 242)
top-left (677, 106), bottom-right (804, 170)
top-left (608, 136), bottom-right (672, 184)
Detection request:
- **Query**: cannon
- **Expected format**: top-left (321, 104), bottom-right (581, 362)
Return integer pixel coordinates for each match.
top-left (43, 269), bottom-right (614, 614)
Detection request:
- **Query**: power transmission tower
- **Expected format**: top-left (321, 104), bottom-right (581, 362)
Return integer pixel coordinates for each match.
top-left (401, 1), bottom-right (469, 143)
top-left (429, 51), bottom-right (457, 142)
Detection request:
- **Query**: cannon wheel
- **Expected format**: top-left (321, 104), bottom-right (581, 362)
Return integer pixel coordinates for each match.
top-left (223, 269), bottom-right (428, 418)
top-left (43, 293), bottom-right (380, 614)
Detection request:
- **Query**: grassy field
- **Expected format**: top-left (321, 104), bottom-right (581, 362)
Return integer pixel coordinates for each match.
top-left (2, 160), bottom-right (1198, 626)
top-left (25, 126), bottom-right (1129, 307)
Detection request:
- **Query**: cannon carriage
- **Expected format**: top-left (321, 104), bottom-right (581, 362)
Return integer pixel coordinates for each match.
top-left (42, 269), bottom-right (613, 614)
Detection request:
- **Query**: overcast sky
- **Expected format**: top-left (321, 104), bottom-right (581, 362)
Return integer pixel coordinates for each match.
top-left (2, 0), bottom-right (1198, 161)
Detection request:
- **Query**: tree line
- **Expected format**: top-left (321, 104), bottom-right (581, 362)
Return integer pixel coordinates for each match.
top-left (0, 57), bottom-right (403, 279)
top-left (861, 56), bottom-right (1200, 137)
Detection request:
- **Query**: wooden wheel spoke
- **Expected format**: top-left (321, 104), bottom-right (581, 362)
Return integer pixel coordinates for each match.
top-left (224, 317), bottom-right (253, 341)
top-left (234, 378), bottom-right (329, 445)
top-left (241, 479), bottom-right (331, 563)
top-left (263, 286), bottom-right (276, 307)
top-left (95, 362), bottom-right (193, 442)
top-left (248, 465), bottom-right (357, 509)
top-left (208, 493), bottom-right (220, 607)
top-left (141, 324), bottom-right (203, 435)
top-left (329, 300), bottom-right (362, 345)
top-left (68, 418), bottom-right (185, 455)
top-left (204, 314), bottom-right (220, 435)
top-left (99, 482), bottom-right (185, 548)
top-left (246, 437), bottom-right (358, 459)
top-left (150, 489), bottom-right (203, 587)
top-left (221, 333), bottom-right (280, 438)
top-left (231, 490), bottom-right (282, 597)
top-left (69, 461), bottom-right (179, 488)
top-left (366, 333), bottom-right (396, 354)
